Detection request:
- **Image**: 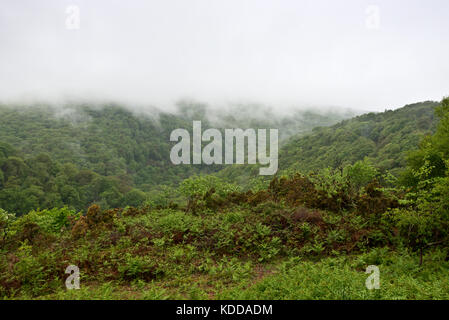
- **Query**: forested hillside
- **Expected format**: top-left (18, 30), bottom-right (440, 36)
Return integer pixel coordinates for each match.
top-left (0, 100), bottom-right (438, 214)
top-left (1, 98), bottom-right (449, 300)
top-left (280, 101), bottom-right (438, 175)
top-left (217, 101), bottom-right (439, 186)
top-left (0, 102), bottom-right (350, 214)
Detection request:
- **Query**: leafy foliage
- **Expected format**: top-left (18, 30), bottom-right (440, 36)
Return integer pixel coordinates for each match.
top-left (280, 101), bottom-right (438, 175)
top-left (1, 98), bottom-right (449, 300)
top-left (0, 102), bottom-right (350, 214)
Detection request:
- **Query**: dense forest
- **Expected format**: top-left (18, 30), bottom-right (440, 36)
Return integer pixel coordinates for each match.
top-left (0, 102), bottom-right (352, 214)
top-left (216, 101), bottom-right (438, 186)
top-left (1, 98), bottom-right (449, 299)
top-left (280, 101), bottom-right (438, 174)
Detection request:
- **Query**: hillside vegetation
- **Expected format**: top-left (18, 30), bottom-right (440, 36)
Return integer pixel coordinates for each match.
top-left (280, 101), bottom-right (438, 175)
top-left (1, 98), bottom-right (449, 300)
top-left (216, 101), bottom-right (438, 186)
top-left (0, 101), bottom-right (350, 214)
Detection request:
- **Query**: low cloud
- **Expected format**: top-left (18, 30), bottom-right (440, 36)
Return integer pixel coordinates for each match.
top-left (1, 0), bottom-right (448, 111)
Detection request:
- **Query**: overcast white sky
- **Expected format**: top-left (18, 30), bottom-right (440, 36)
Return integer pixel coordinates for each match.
top-left (0, 0), bottom-right (448, 111)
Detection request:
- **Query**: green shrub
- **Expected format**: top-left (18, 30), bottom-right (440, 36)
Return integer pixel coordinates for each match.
top-left (11, 207), bottom-right (78, 238)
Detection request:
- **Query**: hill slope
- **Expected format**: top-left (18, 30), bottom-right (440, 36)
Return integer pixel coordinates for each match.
top-left (0, 102), bottom-right (351, 213)
top-left (217, 101), bottom-right (439, 186)
top-left (280, 101), bottom-right (438, 175)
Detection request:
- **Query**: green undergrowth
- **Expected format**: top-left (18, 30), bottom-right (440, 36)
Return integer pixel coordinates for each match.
top-left (1, 199), bottom-right (448, 299)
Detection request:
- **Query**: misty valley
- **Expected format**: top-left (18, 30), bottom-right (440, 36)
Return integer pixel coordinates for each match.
top-left (1, 99), bottom-right (449, 300)
top-left (1, 0), bottom-right (449, 305)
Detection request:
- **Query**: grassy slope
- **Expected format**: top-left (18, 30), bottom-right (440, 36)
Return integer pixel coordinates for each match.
top-left (2, 183), bottom-right (448, 300)
top-left (34, 251), bottom-right (449, 300)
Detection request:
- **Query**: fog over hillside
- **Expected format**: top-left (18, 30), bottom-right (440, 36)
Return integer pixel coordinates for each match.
top-left (1, 0), bottom-right (449, 111)
top-left (3, 1), bottom-right (449, 303)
